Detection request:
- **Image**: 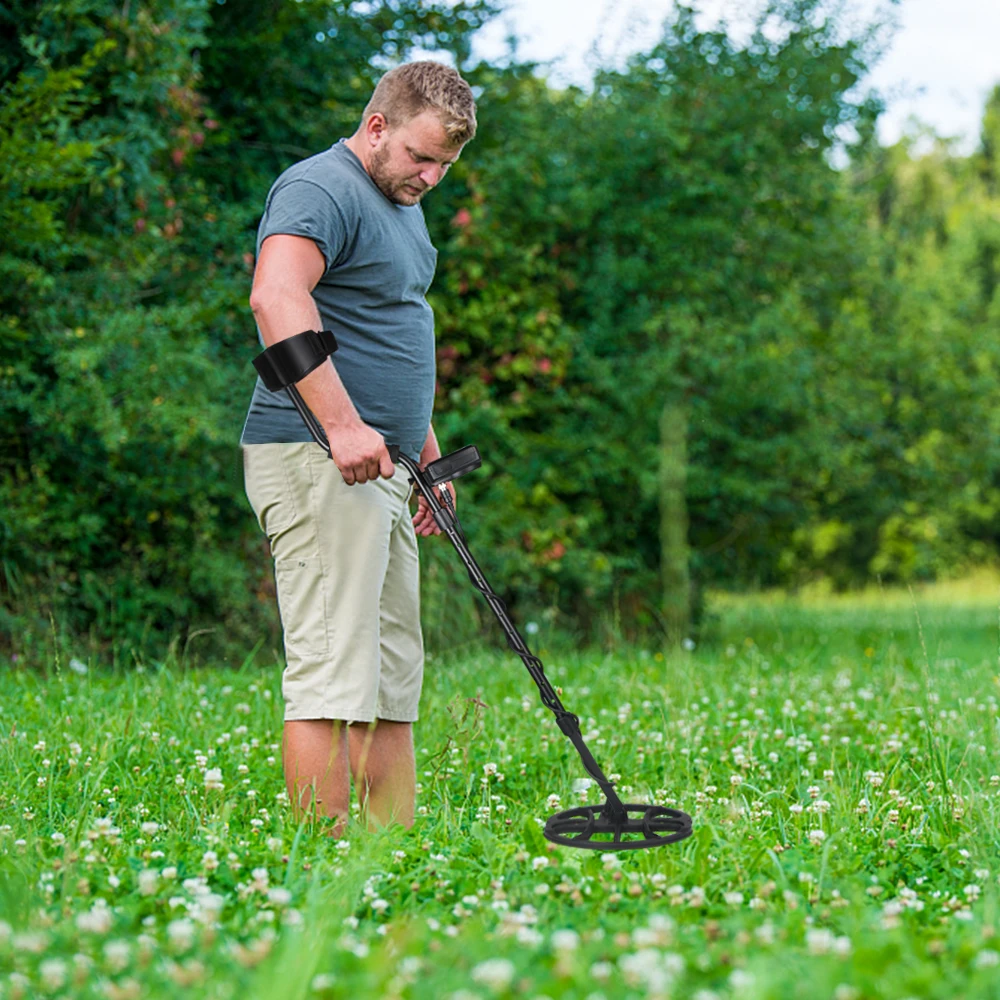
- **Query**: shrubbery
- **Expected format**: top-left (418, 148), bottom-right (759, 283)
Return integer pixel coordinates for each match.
top-left (2, 0), bottom-right (998, 658)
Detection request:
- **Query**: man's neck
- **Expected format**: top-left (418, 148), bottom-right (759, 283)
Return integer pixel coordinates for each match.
top-left (343, 132), bottom-right (371, 174)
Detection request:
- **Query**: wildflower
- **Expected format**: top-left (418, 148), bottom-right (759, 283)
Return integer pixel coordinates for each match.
top-left (39, 958), bottom-right (67, 990)
top-left (103, 940), bottom-right (131, 972)
top-left (268, 888), bottom-right (292, 907)
top-left (204, 768), bottom-right (224, 791)
top-left (14, 931), bottom-right (48, 953)
top-left (974, 950), bottom-right (1000, 969)
top-left (166, 919), bottom-right (196, 950)
top-left (77, 900), bottom-right (113, 934)
top-left (551, 929), bottom-right (580, 951)
top-left (809, 829), bottom-right (827, 845)
top-left (138, 870), bottom-right (158, 896)
top-left (312, 973), bottom-right (337, 992)
top-left (51, 831), bottom-right (65, 844)
top-left (141, 822), bottom-right (160, 836)
top-left (724, 891), bottom-right (744, 906)
top-left (532, 856), bottom-right (549, 870)
top-left (471, 957), bottom-right (516, 989)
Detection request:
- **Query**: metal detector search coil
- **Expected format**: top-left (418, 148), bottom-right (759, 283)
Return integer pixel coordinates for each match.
top-left (252, 334), bottom-right (693, 850)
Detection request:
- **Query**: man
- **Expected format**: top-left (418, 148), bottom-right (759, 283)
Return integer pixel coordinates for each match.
top-left (240, 61), bottom-right (476, 836)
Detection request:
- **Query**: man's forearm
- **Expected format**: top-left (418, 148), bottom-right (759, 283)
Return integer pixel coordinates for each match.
top-left (251, 291), bottom-right (362, 434)
top-left (420, 423), bottom-right (442, 465)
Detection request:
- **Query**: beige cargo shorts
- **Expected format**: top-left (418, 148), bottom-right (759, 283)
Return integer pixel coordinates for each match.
top-left (243, 442), bottom-right (423, 723)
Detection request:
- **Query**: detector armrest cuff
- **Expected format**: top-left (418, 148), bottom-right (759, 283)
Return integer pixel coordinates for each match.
top-left (252, 330), bottom-right (339, 392)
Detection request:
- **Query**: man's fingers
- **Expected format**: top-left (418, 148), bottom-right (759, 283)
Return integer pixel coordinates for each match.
top-left (379, 452), bottom-right (395, 479)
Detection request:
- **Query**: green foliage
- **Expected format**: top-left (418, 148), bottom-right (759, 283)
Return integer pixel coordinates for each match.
top-left (1, 0), bottom-right (998, 656)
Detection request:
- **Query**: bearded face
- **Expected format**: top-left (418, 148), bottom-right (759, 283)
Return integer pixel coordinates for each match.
top-left (365, 110), bottom-right (464, 207)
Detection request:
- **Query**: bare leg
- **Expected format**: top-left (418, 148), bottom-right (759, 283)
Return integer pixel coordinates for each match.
top-left (349, 719), bottom-right (416, 830)
top-left (282, 719), bottom-right (350, 836)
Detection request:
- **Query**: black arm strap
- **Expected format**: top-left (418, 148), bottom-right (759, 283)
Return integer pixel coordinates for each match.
top-left (252, 329), bottom-right (339, 392)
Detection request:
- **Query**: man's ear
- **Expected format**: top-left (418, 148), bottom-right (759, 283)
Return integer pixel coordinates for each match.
top-left (365, 112), bottom-right (388, 147)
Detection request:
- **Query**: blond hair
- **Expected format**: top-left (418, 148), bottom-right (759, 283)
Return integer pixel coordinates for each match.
top-left (362, 61), bottom-right (477, 146)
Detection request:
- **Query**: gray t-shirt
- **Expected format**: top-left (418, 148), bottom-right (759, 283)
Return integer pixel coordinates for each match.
top-left (240, 140), bottom-right (437, 461)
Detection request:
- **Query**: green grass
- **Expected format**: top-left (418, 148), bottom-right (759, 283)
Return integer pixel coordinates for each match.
top-left (3, 577), bottom-right (1000, 999)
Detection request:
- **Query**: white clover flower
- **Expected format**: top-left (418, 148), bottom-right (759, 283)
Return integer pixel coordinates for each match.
top-left (974, 950), bottom-right (1000, 969)
top-left (590, 961), bottom-right (614, 980)
top-left (809, 829), bottom-right (827, 845)
top-left (162, 866), bottom-right (178, 880)
top-left (204, 768), bottom-right (224, 791)
top-left (483, 762), bottom-right (498, 777)
top-left (546, 794), bottom-right (561, 810)
top-left (103, 939), bottom-right (131, 972)
top-left (724, 891), bottom-right (744, 906)
top-left (166, 918), bottom-right (196, 950)
top-left (138, 870), bottom-right (158, 896)
top-left (311, 972), bottom-right (337, 991)
top-left (471, 957), bottom-right (516, 989)
top-left (77, 900), bottom-right (113, 934)
top-left (517, 926), bottom-right (543, 946)
top-left (550, 929), bottom-right (579, 951)
top-left (371, 899), bottom-right (389, 914)
top-left (268, 888), bottom-right (292, 907)
top-left (14, 931), bottom-right (48, 953)
top-left (39, 958), bottom-right (67, 990)
top-left (141, 822), bottom-right (160, 836)
top-left (730, 969), bottom-right (755, 991)
top-left (532, 856), bottom-right (549, 871)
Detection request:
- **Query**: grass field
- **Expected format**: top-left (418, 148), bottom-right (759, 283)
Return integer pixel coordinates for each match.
top-left (3, 576), bottom-right (1000, 999)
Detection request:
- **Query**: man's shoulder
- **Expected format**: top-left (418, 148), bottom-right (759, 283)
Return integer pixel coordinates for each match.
top-left (271, 143), bottom-right (365, 204)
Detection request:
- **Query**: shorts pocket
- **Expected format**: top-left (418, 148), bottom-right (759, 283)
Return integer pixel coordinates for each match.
top-left (244, 446), bottom-right (297, 538)
top-left (274, 556), bottom-right (329, 656)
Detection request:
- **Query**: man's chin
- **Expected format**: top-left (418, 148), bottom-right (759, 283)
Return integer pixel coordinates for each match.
top-left (396, 185), bottom-right (427, 205)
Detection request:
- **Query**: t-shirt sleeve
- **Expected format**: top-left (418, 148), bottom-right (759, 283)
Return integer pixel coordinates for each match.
top-left (258, 179), bottom-right (348, 271)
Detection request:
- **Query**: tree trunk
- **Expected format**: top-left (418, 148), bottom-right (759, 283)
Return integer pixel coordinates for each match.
top-left (660, 400), bottom-right (691, 644)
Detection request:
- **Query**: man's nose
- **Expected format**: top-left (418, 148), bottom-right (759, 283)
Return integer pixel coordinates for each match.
top-left (419, 164), bottom-right (445, 188)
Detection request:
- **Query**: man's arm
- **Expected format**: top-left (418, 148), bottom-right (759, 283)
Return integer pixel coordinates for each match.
top-left (249, 234), bottom-right (394, 486)
top-left (412, 423), bottom-right (456, 537)
top-left (420, 423), bottom-right (442, 466)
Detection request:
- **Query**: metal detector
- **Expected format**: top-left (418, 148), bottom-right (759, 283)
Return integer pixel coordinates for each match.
top-left (253, 330), bottom-right (693, 850)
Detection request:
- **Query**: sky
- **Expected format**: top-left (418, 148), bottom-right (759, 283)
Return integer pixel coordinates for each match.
top-left (469, 0), bottom-right (1000, 151)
